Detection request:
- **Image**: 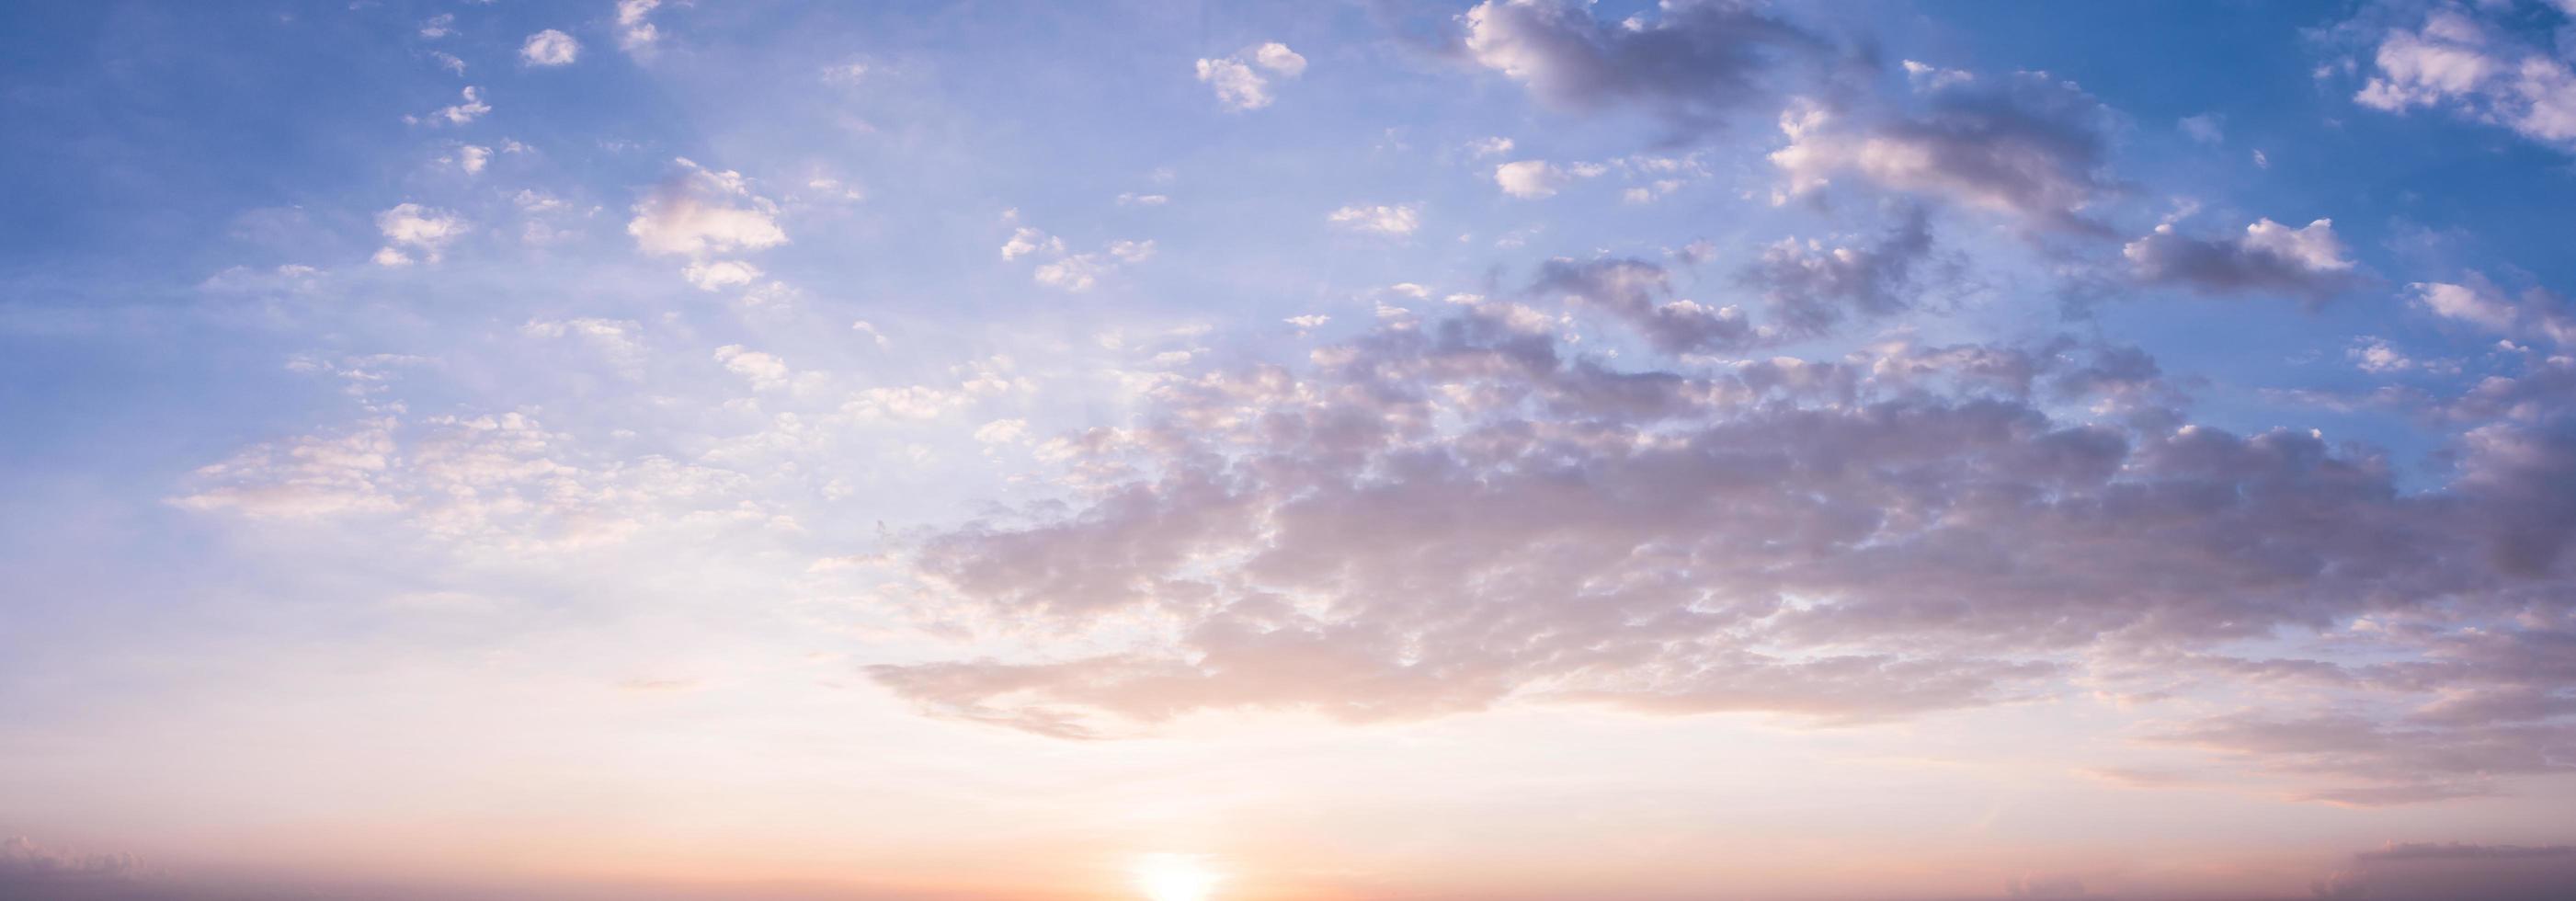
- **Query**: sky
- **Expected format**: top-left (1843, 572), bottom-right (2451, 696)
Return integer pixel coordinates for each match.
top-left (4, 1), bottom-right (2576, 899)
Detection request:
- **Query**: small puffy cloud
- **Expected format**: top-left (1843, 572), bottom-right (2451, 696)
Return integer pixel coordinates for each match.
top-left (415, 86), bottom-right (489, 126)
top-left (1326, 203), bottom-right (1421, 236)
top-left (1465, 136), bottom-right (1515, 158)
top-left (372, 202), bottom-right (467, 266)
top-left (441, 143), bottom-right (491, 174)
top-left (627, 158), bottom-right (787, 257)
top-left (2352, 7), bottom-right (2576, 154)
top-left (1195, 41), bottom-right (1305, 110)
top-left (851, 320), bottom-right (891, 348)
top-left (712, 345), bottom-right (792, 391)
top-left (520, 29), bottom-right (580, 66)
top-left (617, 0), bottom-right (661, 52)
top-left (418, 14), bottom-right (454, 40)
top-left (1115, 192), bottom-right (1168, 206)
top-left (1494, 159), bottom-right (1596, 198)
top-left (2123, 218), bottom-right (2360, 302)
top-left (681, 259), bottom-right (763, 291)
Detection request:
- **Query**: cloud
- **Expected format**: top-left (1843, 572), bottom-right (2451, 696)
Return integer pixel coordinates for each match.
top-left (2353, 7), bottom-right (2576, 154)
top-left (1493, 158), bottom-right (1606, 198)
top-left (1195, 41), bottom-right (1306, 110)
top-left (713, 345), bottom-right (794, 391)
top-left (2411, 273), bottom-right (2576, 348)
top-left (1460, 0), bottom-right (1842, 135)
top-left (520, 29), bottom-right (580, 66)
top-left (1531, 256), bottom-right (1759, 354)
top-left (627, 158), bottom-right (788, 257)
top-left (2122, 218), bottom-right (2361, 302)
top-left (417, 14), bottom-right (454, 40)
top-left (415, 86), bottom-right (489, 126)
top-left (1326, 203), bottom-right (1421, 236)
top-left (1000, 222), bottom-right (1154, 291)
top-left (2316, 841), bottom-right (2576, 900)
top-left (2179, 112), bottom-right (2225, 144)
top-left (1770, 71), bottom-right (2122, 233)
top-left (617, 0), bottom-right (661, 52)
top-left (858, 301), bottom-right (2576, 750)
top-left (371, 202), bottom-right (467, 266)
top-left (682, 259), bottom-right (764, 292)
top-left (1740, 203), bottom-right (1937, 334)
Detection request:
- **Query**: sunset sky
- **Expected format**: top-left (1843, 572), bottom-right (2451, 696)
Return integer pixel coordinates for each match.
top-left (5, 1), bottom-right (2576, 899)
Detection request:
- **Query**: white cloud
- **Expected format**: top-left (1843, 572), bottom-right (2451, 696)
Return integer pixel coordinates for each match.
top-left (627, 158), bottom-right (788, 257)
top-left (416, 86), bottom-right (489, 126)
top-left (1465, 136), bottom-right (1515, 158)
top-left (445, 143), bottom-right (491, 174)
top-left (1327, 203), bottom-right (1420, 236)
top-left (617, 0), bottom-right (661, 52)
top-left (418, 14), bottom-right (454, 40)
top-left (681, 259), bottom-right (764, 291)
top-left (2353, 8), bottom-right (2576, 153)
top-left (372, 203), bottom-right (467, 266)
top-left (1003, 224), bottom-right (1152, 291)
top-left (1195, 41), bottom-right (1305, 110)
top-left (975, 419), bottom-right (1030, 444)
top-left (521, 29), bottom-right (580, 66)
top-left (1496, 159), bottom-right (1590, 198)
top-left (713, 345), bottom-right (792, 391)
top-left (1251, 41), bottom-right (1306, 77)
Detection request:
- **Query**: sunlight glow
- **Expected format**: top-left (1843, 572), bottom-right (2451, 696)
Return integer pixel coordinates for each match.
top-left (1132, 852), bottom-right (1223, 901)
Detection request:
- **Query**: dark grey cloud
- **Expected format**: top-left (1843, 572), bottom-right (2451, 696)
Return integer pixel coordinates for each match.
top-left (2123, 218), bottom-right (2365, 302)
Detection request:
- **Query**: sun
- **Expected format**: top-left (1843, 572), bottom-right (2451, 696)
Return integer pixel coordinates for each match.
top-left (1131, 852), bottom-right (1223, 901)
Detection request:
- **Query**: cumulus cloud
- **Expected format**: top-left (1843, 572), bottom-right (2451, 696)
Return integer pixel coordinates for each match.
top-left (1771, 71), bottom-right (2122, 233)
top-left (627, 158), bottom-right (787, 258)
top-left (1326, 203), bottom-right (1421, 236)
top-left (1195, 41), bottom-right (1306, 110)
top-left (2122, 218), bottom-right (2361, 302)
top-left (371, 202), bottom-right (466, 266)
top-left (2353, 6), bottom-right (2576, 154)
top-left (1460, 0), bottom-right (1842, 135)
top-left (520, 29), bottom-right (580, 66)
